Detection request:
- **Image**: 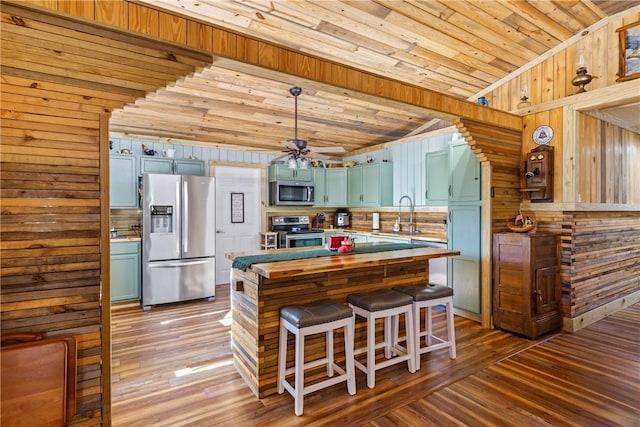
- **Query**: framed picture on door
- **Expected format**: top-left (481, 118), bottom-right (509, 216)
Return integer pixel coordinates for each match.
top-left (231, 193), bottom-right (244, 223)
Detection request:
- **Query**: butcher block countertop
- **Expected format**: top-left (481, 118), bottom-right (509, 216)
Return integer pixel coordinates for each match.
top-left (226, 244), bottom-right (459, 279)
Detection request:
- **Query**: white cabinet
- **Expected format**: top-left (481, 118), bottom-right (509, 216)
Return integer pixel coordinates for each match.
top-left (314, 168), bottom-right (348, 206)
top-left (347, 163), bottom-right (393, 206)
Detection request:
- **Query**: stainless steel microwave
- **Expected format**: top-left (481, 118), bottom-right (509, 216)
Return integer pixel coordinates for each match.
top-left (270, 180), bottom-right (314, 206)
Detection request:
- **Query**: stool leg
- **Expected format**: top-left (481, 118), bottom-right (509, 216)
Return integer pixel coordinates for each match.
top-left (345, 316), bottom-right (356, 395)
top-left (446, 300), bottom-right (457, 359)
top-left (366, 312), bottom-right (376, 389)
top-left (326, 329), bottom-right (334, 377)
top-left (277, 321), bottom-right (287, 394)
top-left (384, 315), bottom-right (393, 359)
top-left (294, 331), bottom-right (305, 416)
top-left (413, 303), bottom-right (421, 370)
top-left (426, 306), bottom-right (433, 347)
top-left (405, 306), bottom-right (416, 373)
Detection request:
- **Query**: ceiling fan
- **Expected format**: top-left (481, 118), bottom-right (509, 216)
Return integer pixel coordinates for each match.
top-left (275, 86), bottom-right (345, 163)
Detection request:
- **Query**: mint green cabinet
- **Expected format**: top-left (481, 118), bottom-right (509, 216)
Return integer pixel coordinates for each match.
top-left (140, 157), bottom-right (205, 176)
top-left (449, 141), bottom-right (480, 201)
top-left (268, 164), bottom-right (313, 182)
top-left (425, 150), bottom-right (449, 205)
top-left (447, 204), bottom-right (481, 314)
top-left (347, 163), bottom-right (393, 206)
top-left (110, 154), bottom-right (138, 208)
top-left (314, 168), bottom-right (348, 206)
top-left (111, 241), bottom-right (141, 302)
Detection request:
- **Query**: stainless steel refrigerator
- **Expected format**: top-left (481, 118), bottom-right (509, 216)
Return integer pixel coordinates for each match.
top-left (141, 173), bottom-right (215, 309)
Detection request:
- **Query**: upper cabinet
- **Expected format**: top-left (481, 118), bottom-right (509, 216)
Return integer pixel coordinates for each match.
top-left (314, 168), bottom-right (348, 207)
top-left (348, 163), bottom-right (393, 206)
top-left (110, 154), bottom-right (138, 208)
top-left (449, 141), bottom-right (480, 201)
top-left (268, 164), bottom-right (313, 182)
top-left (140, 157), bottom-right (205, 176)
top-left (425, 150), bottom-right (449, 205)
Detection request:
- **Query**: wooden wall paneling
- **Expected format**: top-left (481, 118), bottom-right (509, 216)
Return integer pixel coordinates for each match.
top-left (128, 2), bottom-right (159, 37)
top-left (95, 0), bottom-right (128, 29)
top-left (158, 11), bottom-right (186, 44)
top-left (58, 0), bottom-right (95, 20)
top-left (578, 114), bottom-right (602, 203)
top-left (552, 50), bottom-right (568, 100)
top-left (186, 20), bottom-right (213, 51)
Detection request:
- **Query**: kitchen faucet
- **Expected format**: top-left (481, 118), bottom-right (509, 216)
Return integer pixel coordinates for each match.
top-left (397, 195), bottom-right (415, 234)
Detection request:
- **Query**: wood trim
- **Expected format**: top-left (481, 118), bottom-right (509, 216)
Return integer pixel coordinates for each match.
top-left (481, 162), bottom-right (493, 328)
top-left (99, 113), bottom-right (112, 425)
top-left (563, 290), bottom-right (640, 332)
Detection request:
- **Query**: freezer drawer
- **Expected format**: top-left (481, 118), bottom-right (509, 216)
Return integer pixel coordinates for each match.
top-left (142, 257), bottom-right (215, 309)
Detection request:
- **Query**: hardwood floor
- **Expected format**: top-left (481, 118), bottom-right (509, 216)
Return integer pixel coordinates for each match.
top-left (111, 285), bottom-right (639, 426)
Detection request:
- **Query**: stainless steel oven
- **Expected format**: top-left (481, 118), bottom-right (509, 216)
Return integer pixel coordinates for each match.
top-left (271, 215), bottom-right (325, 248)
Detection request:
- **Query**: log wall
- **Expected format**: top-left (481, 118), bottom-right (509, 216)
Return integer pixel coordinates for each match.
top-left (0, 4), bottom-right (210, 424)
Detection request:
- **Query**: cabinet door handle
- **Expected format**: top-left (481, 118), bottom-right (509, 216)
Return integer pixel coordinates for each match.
top-left (448, 185), bottom-right (452, 197)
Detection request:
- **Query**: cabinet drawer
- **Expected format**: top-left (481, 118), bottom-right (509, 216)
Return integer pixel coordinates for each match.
top-left (111, 241), bottom-right (140, 255)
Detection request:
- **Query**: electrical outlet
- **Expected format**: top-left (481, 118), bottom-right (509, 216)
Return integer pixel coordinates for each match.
top-left (129, 224), bottom-right (141, 230)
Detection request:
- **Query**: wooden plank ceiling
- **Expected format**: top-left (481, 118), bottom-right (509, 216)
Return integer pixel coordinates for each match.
top-left (109, 0), bottom-right (638, 156)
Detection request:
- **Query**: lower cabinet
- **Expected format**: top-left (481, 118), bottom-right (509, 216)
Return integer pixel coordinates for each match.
top-left (492, 232), bottom-right (561, 338)
top-left (447, 203), bottom-right (481, 315)
top-left (111, 241), bottom-right (141, 302)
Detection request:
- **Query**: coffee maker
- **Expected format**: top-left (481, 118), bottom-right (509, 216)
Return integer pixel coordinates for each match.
top-left (334, 208), bottom-right (351, 228)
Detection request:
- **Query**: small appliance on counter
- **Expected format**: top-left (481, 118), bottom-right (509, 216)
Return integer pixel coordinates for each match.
top-left (334, 208), bottom-right (351, 228)
top-left (312, 212), bottom-right (326, 229)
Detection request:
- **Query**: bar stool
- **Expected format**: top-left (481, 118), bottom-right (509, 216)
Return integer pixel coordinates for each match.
top-left (277, 299), bottom-right (356, 416)
top-left (393, 283), bottom-right (456, 370)
top-left (347, 289), bottom-right (415, 389)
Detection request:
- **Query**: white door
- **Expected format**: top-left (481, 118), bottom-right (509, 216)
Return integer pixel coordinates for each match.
top-left (214, 165), bottom-right (262, 284)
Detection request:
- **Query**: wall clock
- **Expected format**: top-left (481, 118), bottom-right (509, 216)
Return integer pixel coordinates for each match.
top-left (533, 125), bottom-right (554, 145)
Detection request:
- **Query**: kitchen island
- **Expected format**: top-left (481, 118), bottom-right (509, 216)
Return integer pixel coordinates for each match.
top-left (226, 244), bottom-right (460, 398)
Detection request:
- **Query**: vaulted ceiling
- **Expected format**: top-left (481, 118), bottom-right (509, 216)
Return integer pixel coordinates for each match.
top-left (109, 1), bottom-right (639, 156)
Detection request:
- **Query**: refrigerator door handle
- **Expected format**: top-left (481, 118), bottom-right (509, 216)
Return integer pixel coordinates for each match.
top-left (147, 259), bottom-right (212, 268)
top-left (183, 180), bottom-right (188, 253)
top-left (175, 180), bottom-right (181, 255)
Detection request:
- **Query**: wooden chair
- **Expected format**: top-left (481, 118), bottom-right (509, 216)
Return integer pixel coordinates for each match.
top-left (1, 333), bottom-right (77, 427)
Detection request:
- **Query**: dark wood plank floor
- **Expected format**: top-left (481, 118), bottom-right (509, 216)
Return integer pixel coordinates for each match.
top-left (111, 286), bottom-right (639, 426)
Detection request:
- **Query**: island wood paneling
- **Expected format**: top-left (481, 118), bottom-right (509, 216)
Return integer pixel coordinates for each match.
top-left (1, 4), bottom-right (211, 425)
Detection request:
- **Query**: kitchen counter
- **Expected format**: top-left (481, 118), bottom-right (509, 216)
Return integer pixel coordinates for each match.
top-left (226, 244), bottom-right (459, 398)
top-left (110, 236), bottom-right (141, 243)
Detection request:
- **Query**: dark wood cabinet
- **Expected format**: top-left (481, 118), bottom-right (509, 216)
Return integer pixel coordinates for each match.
top-left (492, 232), bottom-right (562, 338)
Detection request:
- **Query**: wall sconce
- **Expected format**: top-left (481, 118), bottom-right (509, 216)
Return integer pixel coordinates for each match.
top-left (517, 83), bottom-right (531, 109)
top-left (571, 48), bottom-right (592, 93)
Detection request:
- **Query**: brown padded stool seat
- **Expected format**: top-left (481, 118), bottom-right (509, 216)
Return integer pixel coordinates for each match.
top-left (280, 299), bottom-right (353, 329)
top-left (393, 283), bottom-right (453, 301)
top-left (347, 289), bottom-right (413, 311)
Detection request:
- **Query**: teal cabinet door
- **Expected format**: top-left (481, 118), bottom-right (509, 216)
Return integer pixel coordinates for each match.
top-left (110, 154), bottom-right (138, 208)
top-left (447, 203), bottom-right (481, 314)
top-left (140, 157), bottom-right (173, 174)
top-left (325, 168), bottom-right (348, 206)
top-left (313, 169), bottom-right (327, 205)
top-left (347, 166), bottom-right (363, 205)
top-left (268, 164), bottom-right (312, 181)
top-left (449, 141), bottom-right (480, 201)
top-left (347, 163), bottom-right (393, 206)
top-left (174, 159), bottom-right (205, 176)
top-left (425, 150), bottom-right (449, 204)
top-left (111, 241), bottom-right (141, 302)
